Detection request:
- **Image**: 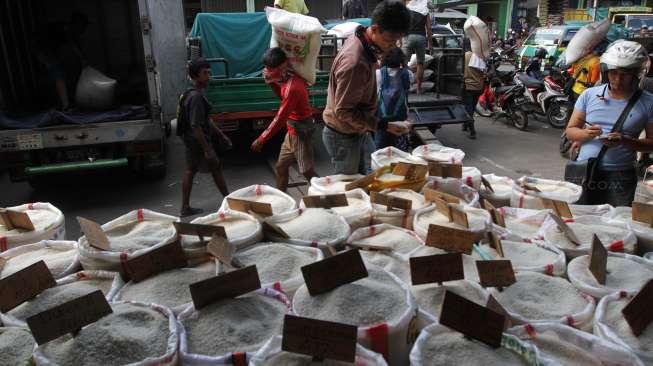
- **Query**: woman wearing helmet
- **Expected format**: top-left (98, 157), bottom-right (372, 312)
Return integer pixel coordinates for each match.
top-left (565, 40), bottom-right (653, 206)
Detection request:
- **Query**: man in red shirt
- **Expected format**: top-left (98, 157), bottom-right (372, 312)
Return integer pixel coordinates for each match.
top-left (251, 47), bottom-right (316, 192)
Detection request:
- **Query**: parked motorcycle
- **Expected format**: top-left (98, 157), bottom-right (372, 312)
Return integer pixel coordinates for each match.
top-left (476, 78), bottom-right (529, 130)
top-left (514, 71), bottom-right (569, 128)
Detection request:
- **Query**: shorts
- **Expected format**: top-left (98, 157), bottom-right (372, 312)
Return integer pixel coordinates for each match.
top-left (183, 135), bottom-right (219, 171)
top-left (277, 131), bottom-right (314, 174)
top-left (402, 34), bottom-right (427, 65)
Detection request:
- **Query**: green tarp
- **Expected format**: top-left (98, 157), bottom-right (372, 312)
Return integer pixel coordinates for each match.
top-left (189, 12), bottom-right (272, 77)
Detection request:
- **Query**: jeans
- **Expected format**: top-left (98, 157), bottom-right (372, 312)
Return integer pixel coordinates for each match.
top-left (322, 127), bottom-right (375, 175)
top-left (463, 89), bottom-right (482, 132)
top-left (585, 168), bottom-right (637, 207)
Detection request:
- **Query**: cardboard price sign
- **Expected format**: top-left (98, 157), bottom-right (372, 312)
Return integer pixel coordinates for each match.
top-left (346, 242), bottom-right (393, 252)
top-left (540, 198), bottom-right (573, 218)
top-left (450, 206), bottom-right (469, 229)
top-left (344, 173), bottom-right (376, 191)
top-left (589, 234), bottom-right (607, 285)
top-left (480, 176), bottom-right (495, 193)
top-left (370, 192), bottom-right (412, 211)
top-left (410, 253), bottom-right (464, 285)
top-left (622, 279), bottom-right (653, 336)
top-left (439, 290), bottom-right (505, 348)
top-left (173, 222), bottom-right (227, 243)
top-left (476, 260), bottom-right (516, 289)
top-left (77, 217), bottom-right (110, 251)
top-left (0, 209), bottom-right (35, 231)
top-left (423, 188), bottom-right (460, 204)
top-left (426, 224), bottom-right (475, 255)
top-left (481, 200), bottom-right (506, 227)
top-left (282, 315), bottom-right (358, 362)
top-left (227, 198), bottom-right (273, 217)
top-left (549, 214), bottom-right (581, 246)
top-left (487, 232), bottom-right (505, 258)
top-left (427, 161), bottom-right (463, 178)
top-left (302, 194), bottom-right (349, 209)
top-left (262, 221), bottom-right (289, 239)
top-left (121, 240), bottom-right (187, 282)
top-left (486, 295), bottom-right (511, 330)
top-left (207, 234), bottom-right (243, 269)
top-left (301, 249), bottom-right (368, 296)
top-left (27, 290), bottom-right (112, 345)
top-left (432, 197), bottom-right (453, 220)
top-left (632, 202), bottom-right (653, 227)
top-left (189, 265), bottom-right (261, 309)
top-left (0, 260), bottom-right (56, 313)
top-left (392, 162), bottom-right (428, 180)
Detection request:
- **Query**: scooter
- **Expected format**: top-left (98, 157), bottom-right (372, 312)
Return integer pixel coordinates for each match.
top-left (514, 72), bottom-right (569, 128)
top-left (476, 79), bottom-right (529, 130)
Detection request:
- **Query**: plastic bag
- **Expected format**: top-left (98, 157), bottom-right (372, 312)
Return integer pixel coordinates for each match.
top-left (0, 240), bottom-right (79, 279)
top-left (0, 202), bottom-right (65, 252)
top-left (266, 7), bottom-right (325, 85)
top-left (594, 291), bottom-right (652, 364)
top-left (411, 144), bottom-right (465, 164)
top-left (75, 66), bottom-right (117, 110)
top-left (565, 20), bottom-right (611, 65)
top-left (308, 174), bottom-right (364, 195)
top-left (371, 147), bottom-right (426, 171)
top-left (77, 209), bottom-right (178, 272)
top-left (511, 176), bottom-right (582, 209)
top-left (509, 322), bottom-right (643, 366)
top-left (464, 16), bottom-right (491, 58)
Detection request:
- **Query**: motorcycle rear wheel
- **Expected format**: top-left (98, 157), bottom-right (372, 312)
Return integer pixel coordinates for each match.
top-left (512, 109), bottom-right (529, 131)
top-left (547, 100), bottom-right (570, 129)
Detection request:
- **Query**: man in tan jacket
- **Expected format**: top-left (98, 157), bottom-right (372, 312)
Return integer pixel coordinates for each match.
top-left (322, 1), bottom-right (411, 174)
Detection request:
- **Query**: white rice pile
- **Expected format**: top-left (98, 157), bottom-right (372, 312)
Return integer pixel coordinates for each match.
top-left (0, 327), bottom-right (35, 366)
top-left (603, 296), bottom-right (653, 353)
top-left (480, 241), bottom-right (559, 268)
top-left (416, 330), bottom-right (528, 365)
top-left (351, 227), bottom-right (422, 254)
top-left (277, 209), bottom-right (348, 242)
top-left (0, 208), bottom-right (58, 234)
top-left (235, 243), bottom-right (320, 284)
top-left (103, 220), bottom-right (175, 253)
top-left (568, 255), bottom-right (653, 296)
top-left (412, 280), bottom-right (487, 318)
top-left (528, 330), bottom-right (603, 365)
top-left (1, 244), bottom-right (76, 279)
top-left (543, 221), bottom-right (630, 250)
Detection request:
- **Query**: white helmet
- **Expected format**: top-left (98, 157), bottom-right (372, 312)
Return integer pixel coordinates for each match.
top-left (600, 40), bottom-right (649, 70)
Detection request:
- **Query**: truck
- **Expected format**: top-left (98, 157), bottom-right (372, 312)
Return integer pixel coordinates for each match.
top-left (190, 13), bottom-right (470, 147)
top-left (0, 0), bottom-right (187, 185)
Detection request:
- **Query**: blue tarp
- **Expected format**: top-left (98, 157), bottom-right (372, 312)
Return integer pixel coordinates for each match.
top-left (189, 13), bottom-right (272, 78)
top-left (323, 18), bottom-right (371, 30)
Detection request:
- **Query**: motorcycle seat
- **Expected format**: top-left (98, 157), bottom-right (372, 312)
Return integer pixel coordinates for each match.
top-left (495, 85), bottom-right (514, 94)
top-left (517, 73), bottom-right (544, 89)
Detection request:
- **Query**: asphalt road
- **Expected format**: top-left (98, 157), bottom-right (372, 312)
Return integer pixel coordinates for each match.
top-left (0, 115), bottom-right (588, 240)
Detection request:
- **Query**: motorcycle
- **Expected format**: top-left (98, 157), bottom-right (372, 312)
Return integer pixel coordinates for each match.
top-left (514, 71), bottom-right (569, 128)
top-left (476, 76), bottom-right (529, 130)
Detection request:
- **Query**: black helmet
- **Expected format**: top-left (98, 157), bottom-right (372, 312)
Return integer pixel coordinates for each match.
top-left (535, 47), bottom-right (547, 58)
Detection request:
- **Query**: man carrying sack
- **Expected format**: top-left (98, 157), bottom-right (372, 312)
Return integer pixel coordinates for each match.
top-left (565, 40), bottom-right (653, 207)
top-left (251, 47), bottom-right (317, 192)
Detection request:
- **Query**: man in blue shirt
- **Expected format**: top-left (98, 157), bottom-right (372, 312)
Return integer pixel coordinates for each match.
top-left (566, 40), bottom-right (653, 206)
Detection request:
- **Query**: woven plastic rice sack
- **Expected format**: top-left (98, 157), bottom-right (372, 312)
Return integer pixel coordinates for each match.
top-left (265, 208), bottom-right (351, 250)
top-left (511, 177), bottom-right (582, 209)
top-left (113, 262), bottom-right (217, 314)
top-left (75, 66), bottom-right (117, 110)
top-left (424, 166), bottom-right (483, 196)
top-left (186, 210), bottom-right (262, 259)
top-left (491, 271), bottom-right (596, 331)
top-left (478, 240), bottom-right (566, 277)
top-left (410, 323), bottom-right (540, 366)
top-left (220, 184), bottom-right (297, 217)
top-left (464, 16), bottom-right (491, 58)
top-left (408, 53), bottom-right (434, 69)
top-left (300, 188), bottom-right (373, 229)
top-left (496, 207), bottom-right (549, 242)
top-left (0, 240), bottom-right (79, 279)
top-left (371, 147), bottom-right (427, 171)
top-left (411, 144), bottom-right (465, 164)
top-left (78, 209), bottom-right (177, 272)
top-left (594, 290), bottom-right (653, 364)
top-left (0, 202), bottom-right (65, 252)
top-left (480, 174), bottom-right (514, 208)
top-left (508, 322), bottom-right (644, 366)
top-left (219, 242), bottom-right (323, 297)
top-left (293, 266), bottom-right (418, 365)
top-left (413, 204), bottom-right (491, 242)
top-left (326, 21), bottom-right (360, 39)
top-left (308, 174), bottom-right (364, 195)
top-left (570, 203), bottom-right (613, 217)
top-left (359, 250), bottom-right (412, 285)
top-left (250, 335), bottom-right (388, 366)
top-left (372, 189), bottom-right (432, 229)
top-left (178, 288), bottom-right (290, 365)
top-left (348, 224), bottom-right (424, 256)
top-left (565, 19), bottom-right (611, 65)
top-left (266, 7), bottom-right (325, 85)
top-left (606, 206), bottom-right (653, 254)
top-left (34, 301), bottom-right (179, 366)
top-left (539, 215), bottom-right (637, 258)
top-left (568, 252), bottom-right (653, 299)
top-left (412, 279), bottom-right (488, 324)
top-left (0, 327), bottom-right (35, 365)
top-left (421, 182), bottom-right (480, 207)
top-left (1, 270), bottom-right (119, 327)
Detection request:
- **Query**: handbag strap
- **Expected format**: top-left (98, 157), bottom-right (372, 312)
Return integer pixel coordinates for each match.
top-left (594, 88), bottom-right (642, 163)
